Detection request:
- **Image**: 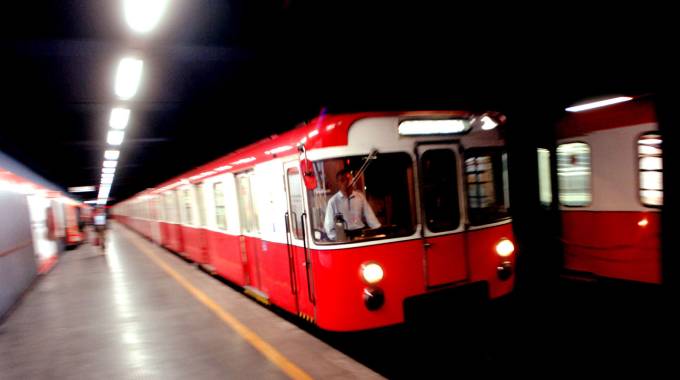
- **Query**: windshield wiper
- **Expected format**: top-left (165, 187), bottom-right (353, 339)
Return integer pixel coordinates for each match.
top-left (350, 149), bottom-right (378, 188)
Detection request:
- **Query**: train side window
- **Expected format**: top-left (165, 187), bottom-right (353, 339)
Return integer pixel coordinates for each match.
top-left (195, 184), bottom-right (207, 227)
top-left (163, 192), bottom-right (174, 223)
top-left (557, 142), bottom-right (592, 207)
top-left (182, 189), bottom-right (193, 225)
top-left (421, 149), bottom-right (460, 232)
top-left (236, 173), bottom-right (260, 234)
top-left (537, 148), bottom-right (553, 207)
top-left (639, 133), bottom-right (663, 207)
top-left (213, 182), bottom-right (227, 229)
top-left (465, 149), bottom-right (511, 225)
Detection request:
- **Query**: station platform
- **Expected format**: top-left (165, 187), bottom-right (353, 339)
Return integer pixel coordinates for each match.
top-left (0, 223), bottom-right (382, 379)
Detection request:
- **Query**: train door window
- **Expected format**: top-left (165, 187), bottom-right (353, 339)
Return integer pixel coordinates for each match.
top-left (213, 182), bottom-right (227, 229)
top-left (638, 133), bottom-right (663, 207)
top-left (537, 148), bottom-right (553, 207)
top-left (236, 173), bottom-right (259, 234)
top-left (195, 184), bottom-right (206, 226)
top-left (286, 168), bottom-right (305, 239)
top-left (307, 152), bottom-right (416, 244)
top-left (182, 189), bottom-right (194, 225)
top-left (421, 149), bottom-right (460, 232)
top-left (557, 142), bottom-right (592, 207)
top-left (465, 149), bottom-right (511, 225)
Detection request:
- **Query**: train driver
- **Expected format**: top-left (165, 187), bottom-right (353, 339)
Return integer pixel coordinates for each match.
top-left (323, 168), bottom-right (381, 241)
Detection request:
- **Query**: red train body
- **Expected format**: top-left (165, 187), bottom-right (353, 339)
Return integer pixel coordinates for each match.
top-left (114, 111), bottom-right (517, 331)
top-left (540, 98), bottom-right (662, 284)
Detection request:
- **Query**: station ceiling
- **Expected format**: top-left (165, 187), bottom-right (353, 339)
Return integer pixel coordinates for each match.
top-left (1, 1), bottom-right (672, 202)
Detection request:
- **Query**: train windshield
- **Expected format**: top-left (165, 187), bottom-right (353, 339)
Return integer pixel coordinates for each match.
top-left (307, 152), bottom-right (417, 244)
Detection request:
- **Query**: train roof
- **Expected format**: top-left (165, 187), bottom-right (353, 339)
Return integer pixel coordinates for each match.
top-left (557, 97), bottom-right (656, 139)
top-left (120, 110), bottom-right (474, 203)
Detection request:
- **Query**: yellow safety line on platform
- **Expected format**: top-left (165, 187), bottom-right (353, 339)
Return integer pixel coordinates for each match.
top-left (125, 230), bottom-right (313, 380)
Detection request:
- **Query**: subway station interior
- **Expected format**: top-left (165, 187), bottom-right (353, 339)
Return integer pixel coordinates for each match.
top-left (1, 2), bottom-right (678, 378)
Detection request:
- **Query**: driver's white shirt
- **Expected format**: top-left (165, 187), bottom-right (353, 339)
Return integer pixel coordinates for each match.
top-left (324, 190), bottom-right (380, 240)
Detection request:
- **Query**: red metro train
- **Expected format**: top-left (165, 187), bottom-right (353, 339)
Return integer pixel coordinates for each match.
top-left (537, 96), bottom-right (664, 284)
top-left (114, 110), bottom-right (516, 331)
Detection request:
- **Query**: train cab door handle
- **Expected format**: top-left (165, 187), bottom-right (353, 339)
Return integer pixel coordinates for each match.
top-left (423, 242), bottom-right (432, 249)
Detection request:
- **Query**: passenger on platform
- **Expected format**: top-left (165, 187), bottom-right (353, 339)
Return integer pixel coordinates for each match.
top-left (93, 208), bottom-right (108, 251)
top-left (323, 169), bottom-right (381, 241)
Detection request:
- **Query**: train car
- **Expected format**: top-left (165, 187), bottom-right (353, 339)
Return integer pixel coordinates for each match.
top-left (114, 110), bottom-right (517, 331)
top-left (537, 96), bottom-right (663, 284)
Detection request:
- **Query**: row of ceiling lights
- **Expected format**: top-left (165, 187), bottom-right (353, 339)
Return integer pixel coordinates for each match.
top-left (96, 0), bottom-right (168, 206)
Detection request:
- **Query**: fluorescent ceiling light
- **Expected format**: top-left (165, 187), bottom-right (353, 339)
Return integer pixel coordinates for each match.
top-left (102, 167), bottom-right (116, 174)
top-left (101, 177), bottom-right (113, 184)
top-left (107, 130), bottom-right (125, 145)
top-left (109, 108), bottom-right (130, 129)
top-left (104, 150), bottom-right (120, 160)
top-left (115, 57), bottom-right (144, 100)
top-left (124, 0), bottom-right (168, 33)
top-left (565, 96), bottom-right (633, 112)
top-left (103, 160), bottom-right (118, 168)
top-left (101, 173), bottom-right (115, 180)
top-left (68, 186), bottom-right (96, 193)
top-left (398, 119), bottom-right (469, 135)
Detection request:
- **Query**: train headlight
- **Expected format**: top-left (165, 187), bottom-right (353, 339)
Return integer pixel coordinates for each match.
top-left (495, 239), bottom-right (515, 258)
top-left (360, 262), bottom-right (384, 285)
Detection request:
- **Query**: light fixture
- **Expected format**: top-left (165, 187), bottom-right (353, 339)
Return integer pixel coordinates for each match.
top-left (565, 96), bottom-right (633, 112)
top-left (109, 108), bottom-right (130, 129)
top-left (115, 57), bottom-right (144, 100)
top-left (103, 160), bottom-right (118, 168)
top-left (101, 177), bottom-right (113, 184)
top-left (68, 186), bottom-right (96, 193)
top-left (480, 115), bottom-right (499, 130)
top-left (123, 0), bottom-right (169, 33)
top-left (107, 130), bottom-right (125, 145)
top-left (398, 119), bottom-right (469, 135)
top-left (101, 173), bottom-right (115, 180)
top-left (102, 167), bottom-right (116, 174)
top-left (104, 150), bottom-right (120, 160)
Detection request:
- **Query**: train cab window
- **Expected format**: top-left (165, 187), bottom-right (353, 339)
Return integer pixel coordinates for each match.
top-left (537, 148), bottom-right (553, 207)
top-left (213, 182), bottom-right (227, 229)
top-left (465, 149), bottom-right (511, 225)
top-left (639, 134), bottom-right (663, 207)
top-left (421, 149), bottom-right (461, 232)
top-left (307, 152), bottom-right (416, 244)
top-left (557, 142), bottom-right (592, 207)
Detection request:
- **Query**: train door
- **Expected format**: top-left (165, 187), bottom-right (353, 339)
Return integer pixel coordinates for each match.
top-left (235, 171), bottom-right (263, 291)
top-left (417, 144), bottom-right (469, 287)
top-left (283, 161), bottom-right (315, 318)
